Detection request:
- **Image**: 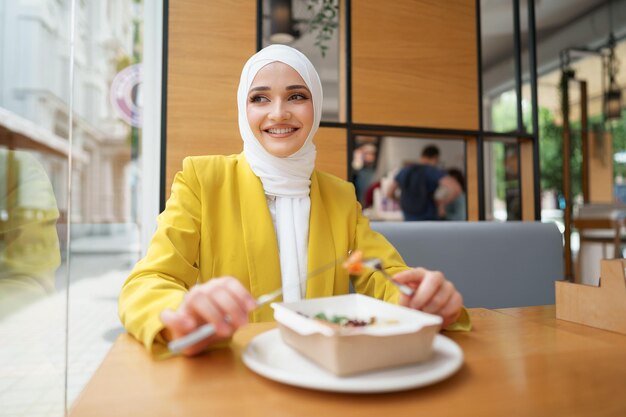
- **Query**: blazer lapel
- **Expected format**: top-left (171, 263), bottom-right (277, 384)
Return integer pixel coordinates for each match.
top-left (236, 155), bottom-right (281, 321)
top-left (306, 171), bottom-right (336, 299)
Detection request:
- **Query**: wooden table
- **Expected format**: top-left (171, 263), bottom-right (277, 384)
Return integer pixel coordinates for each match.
top-left (69, 306), bottom-right (626, 417)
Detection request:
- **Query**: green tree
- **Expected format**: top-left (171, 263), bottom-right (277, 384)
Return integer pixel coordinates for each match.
top-left (491, 92), bottom-right (626, 205)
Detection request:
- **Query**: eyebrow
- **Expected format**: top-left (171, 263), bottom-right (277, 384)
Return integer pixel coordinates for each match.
top-left (248, 86), bottom-right (270, 93)
top-left (286, 84), bottom-right (310, 92)
top-left (248, 85), bottom-right (311, 93)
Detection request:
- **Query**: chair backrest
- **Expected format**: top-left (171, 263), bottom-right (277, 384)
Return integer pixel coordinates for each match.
top-left (370, 221), bottom-right (564, 309)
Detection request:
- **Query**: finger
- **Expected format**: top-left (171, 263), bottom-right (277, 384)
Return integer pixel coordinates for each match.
top-left (207, 286), bottom-right (250, 328)
top-left (398, 292), bottom-right (411, 307)
top-left (408, 271), bottom-right (444, 310)
top-left (183, 287), bottom-right (234, 337)
top-left (392, 268), bottom-right (428, 287)
top-left (160, 309), bottom-right (197, 339)
top-left (440, 292), bottom-right (463, 327)
top-left (205, 277), bottom-right (257, 312)
top-left (221, 278), bottom-right (257, 312)
top-left (395, 269), bottom-right (428, 307)
top-left (422, 281), bottom-right (455, 315)
top-left (161, 309), bottom-right (218, 356)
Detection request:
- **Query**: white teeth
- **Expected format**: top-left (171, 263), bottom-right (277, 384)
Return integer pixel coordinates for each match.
top-left (267, 128), bottom-right (295, 134)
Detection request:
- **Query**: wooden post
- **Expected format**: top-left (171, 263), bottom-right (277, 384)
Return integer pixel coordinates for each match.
top-left (465, 136), bottom-right (480, 221)
top-left (520, 139), bottom-right (535, 221)
top-left (580, 81), bottom-right (589, 203)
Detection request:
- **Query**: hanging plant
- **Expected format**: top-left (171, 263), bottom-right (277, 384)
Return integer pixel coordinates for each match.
top-left (306, 0), bottom-right (339, 58)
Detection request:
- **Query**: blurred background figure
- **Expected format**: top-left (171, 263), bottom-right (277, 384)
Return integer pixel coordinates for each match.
top-left (0, 149), bottom-right (61, 319)
top-left (442, 168), bottom-right (467, 220)
top-left (387, 145), bottom-right (462, 221)
top-left (351, 143), bottom-right (378, 205)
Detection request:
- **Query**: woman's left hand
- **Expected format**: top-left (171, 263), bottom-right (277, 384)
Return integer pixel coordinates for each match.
top-left (393, 268), bottom-right (463, 328)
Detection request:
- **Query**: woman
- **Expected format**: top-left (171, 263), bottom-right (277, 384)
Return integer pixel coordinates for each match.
top-left (119, 45), bottom-right (468, 357)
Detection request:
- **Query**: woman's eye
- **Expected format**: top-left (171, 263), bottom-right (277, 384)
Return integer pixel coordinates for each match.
top-left (249, 95), bottom-right (269, 103)
top-left (289, 93), bottom-right (308, 101)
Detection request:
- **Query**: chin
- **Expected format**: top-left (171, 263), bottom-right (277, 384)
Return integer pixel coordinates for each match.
top-left (262, 143), bottom-right (301, 158)
top-left (268, 149), bottom-right (294, 158)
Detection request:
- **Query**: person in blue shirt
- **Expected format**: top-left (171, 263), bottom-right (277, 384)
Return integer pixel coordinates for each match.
top-left (386, 145), bottom-right (461, 221)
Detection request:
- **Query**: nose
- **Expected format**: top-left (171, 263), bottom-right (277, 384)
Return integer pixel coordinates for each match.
top-left (268, 100), bottom-right (290, 121)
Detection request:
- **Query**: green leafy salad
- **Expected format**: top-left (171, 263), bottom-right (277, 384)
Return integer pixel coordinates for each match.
top-left (312, 312), bottom-right (375, 327)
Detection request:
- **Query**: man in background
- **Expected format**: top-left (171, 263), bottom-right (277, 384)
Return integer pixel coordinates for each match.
top-left (386, 145), bottom-right (462, 221)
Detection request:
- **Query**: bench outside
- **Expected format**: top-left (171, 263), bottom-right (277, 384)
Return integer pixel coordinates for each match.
top-left (370, 221), bottom-right (564, 309)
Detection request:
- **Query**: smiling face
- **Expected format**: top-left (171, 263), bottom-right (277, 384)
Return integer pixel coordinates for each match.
top-left (246, 62), bottom-right (314, 158)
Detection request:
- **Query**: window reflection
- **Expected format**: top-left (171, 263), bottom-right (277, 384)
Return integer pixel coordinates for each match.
top-left (0, 149), bottom-right (60, 318)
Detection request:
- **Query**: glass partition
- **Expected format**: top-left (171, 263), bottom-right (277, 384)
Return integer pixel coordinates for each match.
top-left (352, 135), bottom-right (466, 221)
top-left (480, 0), bottom-right (518, 132)
top-left (484, 138), bottom-right (521, 221)
top-left (0, 0), bottom-right (71, 415)
top-left (0, 1), bottom-right (149, 415)
top-left (65, 0), bottom-right (143, 406)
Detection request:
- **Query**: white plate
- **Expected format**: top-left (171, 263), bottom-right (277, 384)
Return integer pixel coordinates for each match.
top-left (242, 329), bottom-right (463, 393)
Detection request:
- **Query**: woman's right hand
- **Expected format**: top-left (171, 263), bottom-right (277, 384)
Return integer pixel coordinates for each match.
top-left (160, 277), bottom-right (257, 356)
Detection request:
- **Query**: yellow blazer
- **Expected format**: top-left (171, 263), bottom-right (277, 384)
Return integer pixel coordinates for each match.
top-left (119, 154), bottom-right (467, 355)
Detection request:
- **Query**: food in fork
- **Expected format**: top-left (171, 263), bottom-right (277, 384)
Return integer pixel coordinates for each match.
top-left (343, 250), bottom-right (364, 274)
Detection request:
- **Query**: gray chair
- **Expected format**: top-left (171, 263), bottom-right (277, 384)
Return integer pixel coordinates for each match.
top-left (370, 221), bottom-right (564, 309)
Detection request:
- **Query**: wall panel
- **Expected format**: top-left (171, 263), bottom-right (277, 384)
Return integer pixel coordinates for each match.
top-left (352, 0), bottom-right (478, 130)
top-left (166, 0), bottom-right (256, 196)
top-left (315, 127), bottom-right (347, 179)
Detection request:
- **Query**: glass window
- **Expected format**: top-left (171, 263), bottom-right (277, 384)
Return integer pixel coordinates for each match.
top-left (0, 1), bottom-right (151, 415)
top-left (484, 138), bottom-right (521, 221)
top-left (352, 135), bottom-right (466, 222)
top-left (0, 1), bottom-right (72, 415)
top-left (481, 0), bottom-right (518, 132)
top-left (66, 0), bottom-right (143, 407)
top-left (262, 0), bottom-right (341, 122)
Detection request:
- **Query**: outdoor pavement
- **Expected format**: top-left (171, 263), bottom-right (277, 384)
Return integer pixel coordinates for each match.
top-left (0, 229), bottom-right (140, 417)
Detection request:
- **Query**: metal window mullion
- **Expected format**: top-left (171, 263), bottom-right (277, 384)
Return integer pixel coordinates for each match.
top-left (513, 0), bottom-right (524, 134)
top-left (476, 0), bottom-right (485, 220)
top-left (527, 0), bottom-right (541, 220)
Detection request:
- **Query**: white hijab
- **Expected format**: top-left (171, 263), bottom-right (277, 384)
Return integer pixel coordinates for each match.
top-left (237, 45), bottom-right (323, 301)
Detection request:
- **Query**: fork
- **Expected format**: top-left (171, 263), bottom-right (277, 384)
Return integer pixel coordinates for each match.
top-left (167, 257), bottom-right (347, 353)
top-left (361, 257), bottom-right (414, 296)
top-left (167, 288), bottom-right (283, 353)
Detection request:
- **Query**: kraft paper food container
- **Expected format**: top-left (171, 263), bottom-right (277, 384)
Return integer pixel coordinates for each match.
top-left (271, 294), bottom-right (442, 376)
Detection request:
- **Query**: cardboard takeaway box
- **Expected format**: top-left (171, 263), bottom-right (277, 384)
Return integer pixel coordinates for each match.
top-left (271, 294), bottom-right (442, 376)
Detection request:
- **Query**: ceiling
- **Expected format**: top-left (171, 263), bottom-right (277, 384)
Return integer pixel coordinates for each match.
top-left (481, 0), bottom-right (611, 69)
